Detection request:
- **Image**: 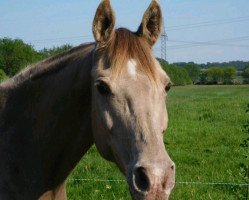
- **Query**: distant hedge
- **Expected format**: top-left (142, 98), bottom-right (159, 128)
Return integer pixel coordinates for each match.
top-left (158, 59), bottom-right (192, 86)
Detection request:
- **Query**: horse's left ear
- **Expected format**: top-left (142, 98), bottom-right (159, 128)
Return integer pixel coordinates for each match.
top-left (92, 0), bottom-right (115, 46)
top-left (136, 0), bottom-right (162, 46)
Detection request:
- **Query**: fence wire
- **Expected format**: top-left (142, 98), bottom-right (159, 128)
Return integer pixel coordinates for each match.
top-left (68, 178), bottom-right (249, 186)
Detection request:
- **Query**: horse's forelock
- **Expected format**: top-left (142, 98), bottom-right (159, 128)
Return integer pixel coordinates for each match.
top-left (99, 28), bottom-right (159, 83)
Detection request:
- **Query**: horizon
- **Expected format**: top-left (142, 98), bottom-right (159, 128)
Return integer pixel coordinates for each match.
top-left (1, 0), bottom-right (249, 63)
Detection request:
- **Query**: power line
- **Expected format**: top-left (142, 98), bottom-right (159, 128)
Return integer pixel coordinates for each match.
top-left (25, 36), bottom-right (249, 50)
top-left (153, 36), bottom-right (249, 51)
top-left (3, 15), bottom-right (249, 44)
top-left (166, 16), bottom-right (249, 28)
top-left (167, 41), bottom-right (249, 50)
top-left (154, 36), bottom-right (249, 50)
top-left (166, 16), bottom-right (249, 31)
top-left (2, 15), bottom-right (248, 46)
top-left (169, 36), bottom-right (249, 44)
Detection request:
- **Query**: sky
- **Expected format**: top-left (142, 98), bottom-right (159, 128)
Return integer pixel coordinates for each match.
top-left (0, 0), bottom-right (249, 64)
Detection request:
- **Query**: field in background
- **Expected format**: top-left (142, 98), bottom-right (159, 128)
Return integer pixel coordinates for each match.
top-left (66, 85), bottom-right (249, 200)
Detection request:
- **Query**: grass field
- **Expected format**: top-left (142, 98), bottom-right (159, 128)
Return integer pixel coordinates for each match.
top-left (66, 85), bottom-right (249, 200)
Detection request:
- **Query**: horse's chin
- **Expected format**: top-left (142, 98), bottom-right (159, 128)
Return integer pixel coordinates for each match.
top-left (129, 187), bottom-right (171, 200)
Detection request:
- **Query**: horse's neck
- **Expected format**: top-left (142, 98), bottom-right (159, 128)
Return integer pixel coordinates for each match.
top-left (0, 45), bottom-right (94, 199)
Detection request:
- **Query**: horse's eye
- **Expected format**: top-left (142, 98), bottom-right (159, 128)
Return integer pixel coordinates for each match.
top-left (96, 81), bottom-right (111, 95)
top-left (165, 82), bottom-right (171, 92)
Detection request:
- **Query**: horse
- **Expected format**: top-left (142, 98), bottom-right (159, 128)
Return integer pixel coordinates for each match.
top-left (0, 0), bottom-right (175, 199)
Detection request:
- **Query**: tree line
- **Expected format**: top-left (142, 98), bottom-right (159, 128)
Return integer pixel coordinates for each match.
top-left (0, 37), bottom-right (249, 85)
top-left (159, 59), bottom-right (249, 86)
top-left (0, 38), bottom-right (72, 81)
top-left (173, 61), bottom-right (249, 71)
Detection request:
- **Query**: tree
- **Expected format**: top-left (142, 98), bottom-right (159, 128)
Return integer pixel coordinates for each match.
top-left (242, 67), bottom-right (249, 84)
top-left (0, 69), bottom-right (8, 82)
top-left (207, 67), bottom-right (224, 84)
top-left (243, 67), bottom-right (249, 78)
top-left (0, 38), bottom-right (42, 76)
top-left (159, 60), bottom-right (192, 86)
top-left (184, 63), bottom-right (201, 84)
top-left (39, 44), bottom-right (73, 58)
top-left (223, 67), bottom-right (236, 84)
top-left (199, 71), bottom-right (208, 84)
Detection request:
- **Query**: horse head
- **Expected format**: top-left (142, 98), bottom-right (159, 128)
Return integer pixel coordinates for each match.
top-left (91, 1), bottom-right (175, 199)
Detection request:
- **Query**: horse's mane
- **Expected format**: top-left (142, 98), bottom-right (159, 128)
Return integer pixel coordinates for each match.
top-left (100, 28), bottom-right (158, 82)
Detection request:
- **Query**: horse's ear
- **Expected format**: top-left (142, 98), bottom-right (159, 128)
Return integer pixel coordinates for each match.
top-left (136, 0), bottom-right (162, 46)
top-left (92, 0), bottom-right (115, 45)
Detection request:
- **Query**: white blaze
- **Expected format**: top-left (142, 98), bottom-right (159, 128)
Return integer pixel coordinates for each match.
top-left (127, 59), bottom-right (137, 78)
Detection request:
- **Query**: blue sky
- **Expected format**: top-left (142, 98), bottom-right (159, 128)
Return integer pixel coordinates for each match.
top-left (0, 0), bottom-right (249, 63)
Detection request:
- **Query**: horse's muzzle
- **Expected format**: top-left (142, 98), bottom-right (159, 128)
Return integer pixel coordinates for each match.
top-left (128, 161), bottom-right (175, 200)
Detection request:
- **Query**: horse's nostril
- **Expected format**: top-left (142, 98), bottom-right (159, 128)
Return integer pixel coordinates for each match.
top-left (133, 167), bottom-right (150, 192)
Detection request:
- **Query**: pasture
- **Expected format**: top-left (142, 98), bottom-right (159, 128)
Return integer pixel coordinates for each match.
top-left (66, 85), bottom-right (249, 199)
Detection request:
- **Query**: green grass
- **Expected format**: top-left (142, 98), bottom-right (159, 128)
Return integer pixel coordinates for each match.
top-left (67, 85), bottom-right (249, 200)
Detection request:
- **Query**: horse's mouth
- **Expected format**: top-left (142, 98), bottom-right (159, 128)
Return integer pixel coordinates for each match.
top-left (129, 188), bottom-right (172, 200)
top-left (128, 179), bottom-right (174, 200)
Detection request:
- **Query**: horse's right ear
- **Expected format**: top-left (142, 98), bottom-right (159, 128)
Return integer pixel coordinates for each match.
top-left (136, 0), bottom-right (162, 46)
top-left (92, 0), bottom-right (115, 46)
